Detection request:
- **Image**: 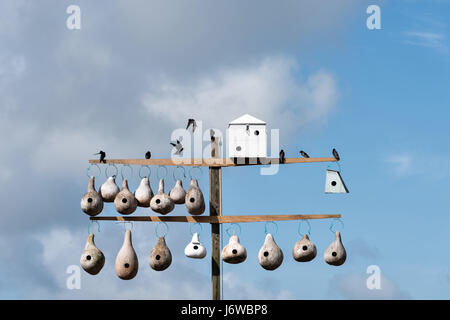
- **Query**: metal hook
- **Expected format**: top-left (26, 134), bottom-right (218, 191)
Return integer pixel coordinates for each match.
top-left (157, 165), bottom-right (168, 180)
top-left (86, 164), bottom-right (101, 178)
top-left (264, 221), bottom-right (278, 235)
top-left (156, 222), bottom-right (169, 238)
top-left (226, 223), bottom-right (241, 237)
top-left (88, 220), bottom-right (101, 234)
top-left (189, 166), bottom-right (202, 180)
top-left (298, 220), bottom-right (311, 236)
top-left (327, 161), bottom-right (342, 172)
top-left (172, 166), bottom-right (186, 181)
top-left (189, 222), bottom-right (203, 236)
top-left (105, 164), bottom-right (118, 178)
top-left (115, 221), bottom-right (134, 231)
top-left (120, 165), bottom-right (133, 181)
top-left (329, 218), bottom-right (344, 233)
top-left (139, 165), bottom-right (151, 179)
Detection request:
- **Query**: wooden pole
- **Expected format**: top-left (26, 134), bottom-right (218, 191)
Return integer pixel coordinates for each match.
top-left (209, 166), bottom-right (221, 300)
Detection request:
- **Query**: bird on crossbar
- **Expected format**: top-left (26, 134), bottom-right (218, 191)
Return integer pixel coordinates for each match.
top-left (94, 150), bottom-right (106, 163)
top-left (279, 149), bottom-right (285, 164)
top-left (299, 150), bottom-right (310, 158)
top-left (332, 148), bottom-right (340, 161)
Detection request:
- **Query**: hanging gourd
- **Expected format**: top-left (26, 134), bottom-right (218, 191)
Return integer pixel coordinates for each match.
top-left (184, 224), bottom-right (207, 259)
top-left (81, 176), bottom-right (104, 216)
top-left (134, 166), bottom-right (153, 207)
top-left (115, 229), bottom-right (139, 280)
top-left (80, 233), bottom-right (105, 275)
top-left (170, 180), bottom-right (186, 204)
top-left (170, 166), bottom-right (187, 204)
top-left (114, 179), bottom-right (138, 215)
top-left (185, 179), bottom-right (205, 215)
top-left (258, 233), bottom-right (283, 270)
top-left (293, 235), bottom-right (317, 262)
top-left (150, 179), bottom-right (175, 214)
top-left (100, 176), bottom-right (120, 202)
top-left (292, 220), bottom-right (317, 262)
top-left (258, 222), bottom-right (283, 270)
top-left (135, 178), bottom-right (153, 207)
top-left (149, 223), bottom-right (172, 271)
top-left (221, 224), bottom-right (246, 264)
top-left (99, 165), bottom-right (120, 202)
top-left (324, 231), bottom-right (346, 266)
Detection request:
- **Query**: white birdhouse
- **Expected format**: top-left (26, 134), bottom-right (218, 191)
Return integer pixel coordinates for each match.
top-left (325, 169), bottom-right (349, 194)
top-left (228, 114), bottom-right (267, 158)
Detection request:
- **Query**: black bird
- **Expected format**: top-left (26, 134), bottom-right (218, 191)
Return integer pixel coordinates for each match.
top-left (299, 150), bottom-right (310, 158)
top-left (145, 151), bottom-right (151, 159)
top-left (279, 149), bottom-right (285, 164)
top-left (332, 148), bottom-right (340, 161)
top-left (94, 150), bottom-right (106, 163)
top-left (170, 140), bottom-right (184, 155)
top-left (186, 119), bottom-right (197, 132)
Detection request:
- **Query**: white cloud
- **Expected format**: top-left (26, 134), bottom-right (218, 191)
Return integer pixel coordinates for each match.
top-left (385, 154), bottom-right (413, 176)
top-left (142, 56), bottom-right (339, 139)
top-left (328, 272), bottom-right (410, 299)
top-left (222, 272), bottom-right (294, 299)
top-left (405, 31), bottom-right (449, 54)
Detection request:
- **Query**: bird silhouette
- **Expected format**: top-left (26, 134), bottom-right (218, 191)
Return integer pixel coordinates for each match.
top-left (299, 150), bottom-right (310, 158)
top-left (93, 150), bottom-right (106, 163)
top-left (145, 151), bottom-right (151, 159)
top-left (170, 140), bottom-right (184, 155)
top-left (332, 148), bottom-right (340, 161)
top-left (279, 149), bottom-right (285, 164)
top-left (186, 119), bottom-right (197, 132)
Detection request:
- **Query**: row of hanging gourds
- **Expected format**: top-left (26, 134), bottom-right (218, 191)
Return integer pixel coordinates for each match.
top-left (80, 228), bottom-right (346, 279)
top-left (81, 176), bottom-right (205, 216)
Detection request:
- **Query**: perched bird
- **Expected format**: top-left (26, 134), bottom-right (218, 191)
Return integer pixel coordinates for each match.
top-left (299, 150), bottom-right (310, 158)
top-left (170, 140), bottom-right (184, 155)
top-left (279, 149), bottom-right (285, 164)
top-left (186, 119), bottom-right (197, 132)
top-left (332, 148), bottom-right (340, 161)
top-left (94, 150), bottom-right (106, 163)
top-left (145, 151), bottom-right (151, 159)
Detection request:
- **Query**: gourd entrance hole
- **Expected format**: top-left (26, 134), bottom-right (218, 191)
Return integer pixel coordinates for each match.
top-left (122, 198), bottom-right (127, 204)
top-left (190, 198), bottom-right (195, 203)
top-left (193, 245), bottom-right (198, 250)
top-left (263, 251), bottom-right (269, 257)
top-left (331, 181), bottom-right (337, 186)
top-left (87, 198), bottom-right (92, 203)
top-left (124, 263), bottom-right (130, 268)
top-left (86, 255), bottom-right (91, 260)
top-left (156, 255), bottom-right (161, 260)
top-left (232, 249), bottom-right (237, 254)
top-left (332, 252), bottom-right (337, 257)
top-left (156, 199), bottom-right (160, 204)
top-left (302, 246), bottom-right (308, 251)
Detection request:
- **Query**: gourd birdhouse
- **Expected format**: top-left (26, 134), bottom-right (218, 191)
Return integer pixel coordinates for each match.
top-left (228, 114), bottom-right (267, 159)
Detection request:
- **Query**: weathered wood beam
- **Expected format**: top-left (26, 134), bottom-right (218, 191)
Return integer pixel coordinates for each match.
top-left (88, 157), bottom-right (337, 167)
top-left (90, 214), bottom-right (341, 223)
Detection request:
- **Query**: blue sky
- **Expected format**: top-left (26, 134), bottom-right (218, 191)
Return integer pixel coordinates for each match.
top-left (0, 0), bottom-right (449, 299)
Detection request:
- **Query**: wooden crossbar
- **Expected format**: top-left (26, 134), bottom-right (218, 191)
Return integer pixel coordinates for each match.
top-left (88, 157), bottom-right (337, 167)
top-left (90, 214), bottom-right (341, 224)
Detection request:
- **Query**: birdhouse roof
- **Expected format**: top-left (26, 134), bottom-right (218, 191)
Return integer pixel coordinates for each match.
top-left (228, 114), bottom-right (266, 125)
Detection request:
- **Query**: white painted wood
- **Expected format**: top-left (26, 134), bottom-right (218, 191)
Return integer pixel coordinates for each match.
top-left (228, 114), bottom-right (267, 158)
top-left (325, 169), bottom-right (349, 194)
